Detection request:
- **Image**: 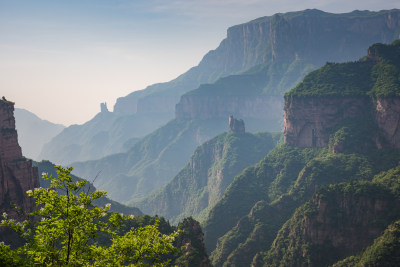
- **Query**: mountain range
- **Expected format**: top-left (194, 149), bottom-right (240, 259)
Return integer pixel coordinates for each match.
top-left (6, 9), bottom-right (400, 266)
top-left (14, 108), bottom-right (65, 161)
top-left (40, 9), bottom-right (400, 167)
top-left (67, 9), bottom-right (400, 206)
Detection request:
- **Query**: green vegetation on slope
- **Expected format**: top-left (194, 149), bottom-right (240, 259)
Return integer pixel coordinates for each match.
top-left (264, 174), bottom-right (400, 267)
top-left (204, 142), bottom-right (400, 266)
top-left (286, 40), bottom-right (400, 98)
top-left (203, 144), bottom-right (327, 253)
top-left (34, 160), bottom-right (143, 216)
top-left (333, 219), bottom-right (400, 267)
top-left (135, 131), bottom-right (281, 224)
top-left (184, 60), bottom-right (316, 97)
top-left (208, 150), bottom-right (379, 266)
top-left (71, 118), bottom-right (232, 203)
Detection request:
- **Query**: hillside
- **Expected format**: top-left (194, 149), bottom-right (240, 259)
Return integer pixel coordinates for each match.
top-left (202, 41), bottom-right (400, 266)
top-left (71, 118), bottom-right (240, 203)
top-left (284, 40), bottom-right (400, 150)
top-left (14, 108), bottom-right (65, 161)
top-left (135, 131), bottom-right (281, 224)
top-left (34, 160), bottom-right (143, 216)
top-left (39, 106), bottom-right (171, 165)
top-left (40, 9), bottom-right (400, 165)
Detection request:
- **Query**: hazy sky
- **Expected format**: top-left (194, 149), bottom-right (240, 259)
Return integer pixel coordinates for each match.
top-left (1, 0), bottom-right (399, 126)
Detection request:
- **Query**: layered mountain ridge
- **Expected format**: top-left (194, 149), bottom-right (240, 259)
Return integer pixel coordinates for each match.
top-left (40, 9), bottom-right (400, 166)
top-left (175, 9), bottom-right (400, 123)
top-left (14, 108), bottom-right (65, 161)
top-left (201, 41), bottom-right (400, 266)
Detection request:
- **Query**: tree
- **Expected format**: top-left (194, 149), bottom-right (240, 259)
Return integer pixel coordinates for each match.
top-left (0, 166), bottom-right (178, 266)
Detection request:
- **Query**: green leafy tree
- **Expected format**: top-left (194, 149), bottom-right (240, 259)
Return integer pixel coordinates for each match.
top-left (0, 166), bottom-right (178, 266)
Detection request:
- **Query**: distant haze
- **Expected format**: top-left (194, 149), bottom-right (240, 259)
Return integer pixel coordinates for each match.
top-left (1, 0), bottom-right (399, 126)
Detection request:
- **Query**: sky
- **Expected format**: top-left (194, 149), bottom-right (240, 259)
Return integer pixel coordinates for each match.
top-left (1, 0), bottom-right (399, 126)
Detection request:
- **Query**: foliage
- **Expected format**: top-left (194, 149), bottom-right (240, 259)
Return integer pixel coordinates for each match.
top-left (203, 144), bottom-right (326, 255)
top-left (285, 40), bottom-right (400, 98)
top-left (208, 151), bottom-right (373, 266)
top-left (174, 217), bottom-right (212, 266)
top-left (0, 166), bottom-right (178, 266)
top-left (185, 59), bottom-right (316, 97)
top-left (72, 118), bottom-right (234, 203)
top-left (264, 178), bottom-right (400, 267)
top-left (205, 144), bottom-right (400, 266)
top-left (333, 219), bottom-right (400, 266)
top-left (34, 160), bottom-right (143, 216)
top-left (136, 131), bottom-right (279, 224)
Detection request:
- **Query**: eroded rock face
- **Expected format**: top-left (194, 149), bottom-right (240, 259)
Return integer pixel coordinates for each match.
top-left (375, 97), bottom-right (400, 148)
top-left (229, 115), bottom-right (245, 134)
top-left (284, 96), bottom-right (371, 147)
top-left (0, 99), bottom-right (39, 214)
top-left (265, 185), bottom-right (400, 267)
top-left (284, 96), bottom-right (400, 149)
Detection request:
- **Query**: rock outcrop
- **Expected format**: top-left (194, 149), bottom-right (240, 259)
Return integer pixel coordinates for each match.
top-left (284, 96), bottom-right (372, 147)
top-left (375, 97), bottom-right (400, 148)
top-left (284, 97), bottom-right (400, 151)
top-left (284, 41), bottom-right (400, 151)
top-left (264, 181), bottom-right (400, 266)
top-left (228, 115), bottom-right (245, 134)
top-left (100, 102), bottom-right (109, 113)
top-left (0, 99), bottom-right (39, 214)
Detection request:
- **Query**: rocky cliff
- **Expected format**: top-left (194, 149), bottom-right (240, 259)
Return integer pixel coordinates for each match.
top-left (264, 180), bottom-right (400, 266)
top-left (375, 97), bottom-right (400, 148)
top-left (284, 41), bottom-right (400, 151)
top-left (284, 96), bottom-right (372, 148)
top-left (174, 9), bottom-right (400, 125)
top-left (284, 95), bottom-right (400, 150)
top-left (0, 99), bottom-right (39, 214)
top-left (118, 9), bottom-right (400, 117)
top-left (41, 9), bottom-right (400, 165)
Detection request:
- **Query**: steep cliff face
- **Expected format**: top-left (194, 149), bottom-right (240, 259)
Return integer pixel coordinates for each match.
top-left (284, 41), bottom-right (400, 151)
top-left (117, 9), bottom-right (400, 117)
top-left (284, 96), bottom-right (372, 147)
top-left (264, 181), bottom-right (400, 266)
top-left (0, 99), bottom-right (39, 214)
top-left (376, 97), bottom-right (400, 148)
top-left (174, 9), bottom-right (400, 124)
top-left (41, 10), bottom-right (400, 165)
top-left (284, 96), bottom-right (400, 150)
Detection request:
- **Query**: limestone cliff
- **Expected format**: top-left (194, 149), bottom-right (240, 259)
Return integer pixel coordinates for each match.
top-left (264, 181), bottom-right (400, 266)
top-left (117, 9), bottom-right (400, 117)
top-left (0, 99), bottom-right (39, 214)
top-left (284, 96), bottom-right (372, 148)
top-left (375, 97), bottom-right (400, 148)
top-left (284, 41), bottom-right (400, 151)
top-left (174, 9), bottom-right (400, 127)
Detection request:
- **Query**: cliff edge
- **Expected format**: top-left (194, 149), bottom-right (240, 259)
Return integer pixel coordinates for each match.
top-left (284, 41), bottom-right (400, 152)
top-left (0, 98), bottom-right (39, 215)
